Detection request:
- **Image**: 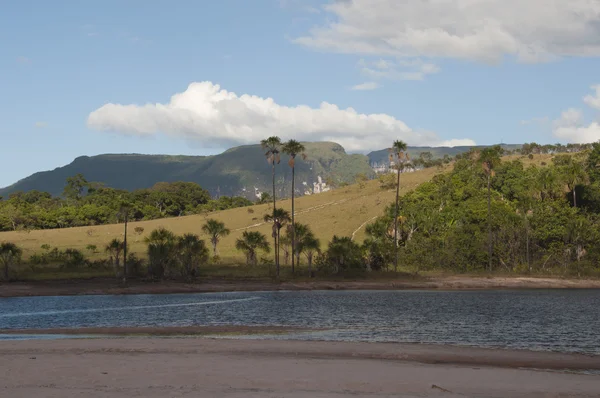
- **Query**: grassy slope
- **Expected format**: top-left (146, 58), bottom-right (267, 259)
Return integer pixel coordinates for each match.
top-left (0, 154), bottom-right (554, 267)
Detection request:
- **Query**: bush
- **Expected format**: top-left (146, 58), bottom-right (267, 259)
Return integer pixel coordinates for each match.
top-left (61, 249), bottom-right (87, 270)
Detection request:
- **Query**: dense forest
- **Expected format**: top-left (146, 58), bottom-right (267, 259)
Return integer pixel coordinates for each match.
top-left (360, 143), bottom-right (600, 276)
top-left (0, 174), bottom-right (253, 232)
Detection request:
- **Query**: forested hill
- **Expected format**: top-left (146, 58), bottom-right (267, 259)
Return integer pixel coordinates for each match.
top-left (1, 142), bottom-right (499, 199)
top-left (367, 144), bottom-right (522, 165)
top-left (0, 142), bottom-right (374, 198)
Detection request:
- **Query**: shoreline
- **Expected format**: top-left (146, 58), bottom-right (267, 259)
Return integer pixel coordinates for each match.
top-left (1, 337), bottom-right (599, 397)
top-left (1, 327), bottom-right (599, 371)
top-left (1, 275), bottom-right (600, 298)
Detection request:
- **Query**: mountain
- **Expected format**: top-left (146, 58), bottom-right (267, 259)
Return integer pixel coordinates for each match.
top-left (0, 142), bottom-right (375, 199)
top-left (0, 142), bottom-right (519, 199)
top-left (366, 144), bottom-right (522, 166)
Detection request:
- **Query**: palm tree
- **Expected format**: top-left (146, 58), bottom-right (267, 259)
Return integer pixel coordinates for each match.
top-left (282, 139), bottom-right (306, 275)
top-left (202, 219), bottom-right (230, 256)
top-left (176, 233), bottom-right (209, 280)
top-left (144, 227), bottom-right (177, 279)
top-left (235, 231), bottom-right (271, 266)
top-left (389, 140), bottom-right (408, 272)
top-left (0, 242), bottom-right (22, 281)
top-left (562, 159), bottom-right (587, 208)
top-left (478, 146), bottom-right (502, 272)
top-left (117, 202), bottom-right (132, 283)
top-left (263, 208), bottom-right (291, 277)
top-left (292, 223), bottom-right (320, 277)
top-left (260, 136), bottom-right (282, 269)
top-left (105, 238), bottom-right (124, 276)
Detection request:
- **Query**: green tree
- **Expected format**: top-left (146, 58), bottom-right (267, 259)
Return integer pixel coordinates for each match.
top-left (324, 236), bottom-right (364, 274)
top-left (63, 173), bottom-right (88, 201)
top-left (389, 140), bottom-right (408, 272)
top-left (201, 219), bottom-right (231, 256)
top-left (282, 139), bottom-right (306, 275)
top-left (260, 136), bottom-right (282, 271)
top-left (235, 231), bottom-right (271, 266)
top-left (105, 238), bottom-right (124, 276)
top-left (176, 233), bottom-right (209, 280)
top-left (292, 223), bottom-right (320, 276)
top-left (559, 158), bottom-right (587, 207)
top-left (144, 227), bottom-right (177, 279)
top-left (0, 242), bottom-right (22, 281)
top-left (263, 208), bottom-right (291, 276)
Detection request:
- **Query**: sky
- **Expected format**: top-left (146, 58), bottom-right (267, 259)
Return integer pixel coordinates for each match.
top-left (2, 0), bottom-right (600, 188)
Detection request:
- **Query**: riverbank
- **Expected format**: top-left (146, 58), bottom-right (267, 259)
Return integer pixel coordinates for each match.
top-left (1, 338), bottom-right (598, 397)
top-left (1, 275), bottom-right (600, 298)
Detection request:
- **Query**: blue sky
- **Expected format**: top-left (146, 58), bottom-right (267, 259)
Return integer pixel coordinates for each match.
top-left (2, 0), bottom-right (600, 188)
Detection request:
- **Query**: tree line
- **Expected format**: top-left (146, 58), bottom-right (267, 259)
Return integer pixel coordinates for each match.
top-left (0, 175), bottom-right (253, 232)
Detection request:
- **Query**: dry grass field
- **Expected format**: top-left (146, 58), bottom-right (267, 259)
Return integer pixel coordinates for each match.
top-left (0, 154), bottom-right (555, 275)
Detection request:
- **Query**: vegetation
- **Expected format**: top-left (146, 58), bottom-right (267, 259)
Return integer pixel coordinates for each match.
top-left (0, 178), bottom-right (253, 232)
top-left (235, 231), bottom-right (271, 266)
top-left (202, 219), bottom-right (231, 256)
top-left (282, 139), bottom-right (307, 275)
top-left (1, 139), bottom-right (598, 283)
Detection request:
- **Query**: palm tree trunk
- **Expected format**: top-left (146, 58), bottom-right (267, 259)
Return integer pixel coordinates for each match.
top-left (394, 166), bottom-right (401, 272)
top-left (487, 175), bottom-right (492, 272)
top-left (4, 263), bottom-right (8, 281)
top-left (212, 240), bottom-right (218, 256)
top-left (573, 187), bottom-right (577, 208)
top-left (526, 221), bottom-right (530, 272)
top-left (308, 253), bottom-right (312, 278)
top-left (272, 163), bottom-right (279, 277)
top-left (291, 164), bottom-right (296, 276)
top-left (123, 214), bottom-right (128, 284)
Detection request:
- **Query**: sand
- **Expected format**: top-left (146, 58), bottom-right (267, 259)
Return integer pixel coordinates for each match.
top-left (2, 275), bottom-right (600, 298)
top-left (1, 337), bottom-right (598, 397)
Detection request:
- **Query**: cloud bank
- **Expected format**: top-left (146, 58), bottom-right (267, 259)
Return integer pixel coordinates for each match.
top-left (87, 81), bottom-right (475, 151)
top-left (553, 86), bottom-right (600, 143)
top-left (295, 0), bottom-right (600, 63)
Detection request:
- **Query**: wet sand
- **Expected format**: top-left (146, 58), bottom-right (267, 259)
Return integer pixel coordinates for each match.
top-left (1, 338), bottom-right (598, 397)
top-left (2, 275), bottom-right (600, 298)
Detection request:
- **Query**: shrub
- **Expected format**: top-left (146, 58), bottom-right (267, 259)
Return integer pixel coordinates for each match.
top-left (61, 249), bottom-right (87, 270)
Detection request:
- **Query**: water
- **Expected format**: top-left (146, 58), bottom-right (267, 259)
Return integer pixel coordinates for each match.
top-left (1, 290), bottom-right (599, 354)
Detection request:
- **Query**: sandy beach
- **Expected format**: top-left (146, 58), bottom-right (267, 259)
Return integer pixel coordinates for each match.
top-left (2, 275), bottom-right (600, 298)
top-left (1, 337), bottom-right (598, 397)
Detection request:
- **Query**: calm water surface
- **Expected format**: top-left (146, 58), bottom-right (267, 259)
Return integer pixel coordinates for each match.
top-left (1, 290), bottom-right (599, 354)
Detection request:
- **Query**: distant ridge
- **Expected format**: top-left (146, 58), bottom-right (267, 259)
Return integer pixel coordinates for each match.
top-left (0, 142), bottom-right (519, 198)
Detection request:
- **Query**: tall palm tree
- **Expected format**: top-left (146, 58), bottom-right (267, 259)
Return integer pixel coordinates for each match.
top-left (282, 139), bottom-right (306, 275)
top-left (478, 146), bottom-right (502, 272)
top-left (117, 202), bottom-right (132, 283)
top-left (201, 219), bottom-right (230, 256)
top-left (144, 227), bottom-right (177, 279)
top-left (176, 233), bottom-right (209, 280)
top-left (0, 242), bottom-right (22, 281)
top-left (263, 208), bottom-right (291, 277)
top-left (261, 136), bottom-right (282, 269)
top-left (389, 140), bottom-right (408, 272)
top-left (235, 231), bottom-right (271, 266)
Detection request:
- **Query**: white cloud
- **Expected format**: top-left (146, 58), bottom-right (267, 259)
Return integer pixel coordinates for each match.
top-left (552, 87), bottom-right (600, 143)
top-left (350, 82), bottom-right (380, 91)
top-left (439, 139), bottom-right (477, 147)
top-left (294, 0), bottom-right (600, 63)
top-left (359, 58), bottom-right (440, 81)
top-left (583, 85), bottom-right (600, 110)
top-left (87, 81), bottom-right (474, 151)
